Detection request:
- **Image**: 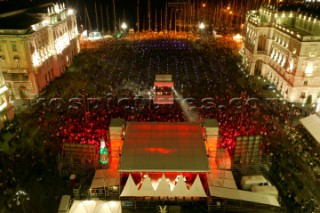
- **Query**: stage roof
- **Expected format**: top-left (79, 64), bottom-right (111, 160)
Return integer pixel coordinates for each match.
top-left (299, 114), bottom-right (320, 144)
top-left (119, 122), bottom-right (209, 172)
top-left (155, 74), bottom-right (172, 82)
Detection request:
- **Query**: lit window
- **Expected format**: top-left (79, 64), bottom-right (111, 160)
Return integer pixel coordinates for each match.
top-left (271, 49), bottom-right (275, 58)
top-left (14, 56), bottom-right (20, 68)
top-left (310, 50), bottom-right (316, 57)
top-left (278, 54), bottom-right (282, 63)
top-left (305, 62), bottom-right (314, 76)
top-left (281, 57), bottom-right (286, 67)
top-left (288, 58), bottom-right (294, 71)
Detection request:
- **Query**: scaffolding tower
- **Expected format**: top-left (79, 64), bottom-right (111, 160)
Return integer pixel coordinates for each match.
top-left (232, 136), bottom-right (263, 176)
top-left (57, 143), bottom-right (99, 178)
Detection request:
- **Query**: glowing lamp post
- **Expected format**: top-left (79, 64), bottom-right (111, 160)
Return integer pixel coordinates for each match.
top-left (199, 22), bottom-right (205, 37)
top-left (233, 33), bottom-right (243, 43)
top-left (121, 22), bottom-right (127, 33)
top-left (99, 138), bottom-right (108, 165)
top-left (10, 190), bottom-right (30, 213)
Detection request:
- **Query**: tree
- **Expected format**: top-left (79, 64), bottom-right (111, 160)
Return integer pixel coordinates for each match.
top-left (306, 95), bottom-right (312, 105)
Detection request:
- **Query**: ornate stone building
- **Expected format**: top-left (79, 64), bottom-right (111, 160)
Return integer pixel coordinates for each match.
top-left (242, 3), bottom-right (320, 105)
top-left (0, 2), bottom-right (80, 100)
top-left (0, 70), bottom-right (13, 129)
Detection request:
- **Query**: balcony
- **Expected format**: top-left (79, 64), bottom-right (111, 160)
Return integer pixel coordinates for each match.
top-left (268, 61), bottom-right (294, 86)
top-left (6, 68), bottom-right (28, 73)
top-left (256, 50), bottom-right (268, 55)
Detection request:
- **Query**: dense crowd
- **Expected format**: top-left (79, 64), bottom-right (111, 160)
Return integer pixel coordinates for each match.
top-left (1, 32), bottom-right (319, 212)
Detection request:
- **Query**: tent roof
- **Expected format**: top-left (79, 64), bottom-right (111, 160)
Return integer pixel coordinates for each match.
top-left (69, 200), bottom-right (121, 213)
top-left (209, 187), bottom-right (280, 207)
top-left (155, 74), bottom-right (172, 82)
top-left (119, 122), bottom-right (209, 172)
top-left (299, 114), bottom-right (320, 144)
top-left (120, 174), bottom-right (207, 197)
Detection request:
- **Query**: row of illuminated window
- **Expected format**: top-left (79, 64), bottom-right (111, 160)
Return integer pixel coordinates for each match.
top-left (32, 31), bottom-right (49, 51)
top-left (270, 48), bottom-right (290, 68)
top-left (273, 31), bottom-right (289, 49)
top-left (270, 48), bottom-right (318, 76)
top-left (50, 12), bottom-right (67, 25)
top-left (0, 56), bottom-right (21, 69)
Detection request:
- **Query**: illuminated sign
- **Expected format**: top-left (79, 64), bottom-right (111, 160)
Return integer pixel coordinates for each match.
top-left (99, 138), bottom-right (108, 165)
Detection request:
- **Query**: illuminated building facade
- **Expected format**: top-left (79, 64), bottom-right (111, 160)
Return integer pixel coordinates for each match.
top-left (0, 2), bottom-right (80, 100)
top-left (242, 3), bottom-right (320, 104)
top-left (0, 70), bottom-right (13, 129)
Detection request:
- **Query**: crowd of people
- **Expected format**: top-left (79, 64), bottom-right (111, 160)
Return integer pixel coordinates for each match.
top-left (0, 32), bottom-right (318, 212)
top-left (31, 35), bottom-right (302, 163)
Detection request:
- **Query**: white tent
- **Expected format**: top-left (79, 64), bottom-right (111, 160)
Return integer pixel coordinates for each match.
top-left (172, 175), bottom-right (188, 197)
top-left (154, 174), bottom-right (172, 196)
top-left (189, 175), bottom-right (207, 197)
top-left (120, 174), bottom-right (139, 197)
top-left (299, 114), bottom-right (320, 144)
top-left (139, 174), bottom-right (156, 196)
top-left (69, 200), bottom-right (121, 213)
top-left (120, 174), bottom-right (207, 197)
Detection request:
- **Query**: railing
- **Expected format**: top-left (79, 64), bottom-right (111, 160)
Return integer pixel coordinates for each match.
top-left (267, 62), bottom-right (294, 86)
top-left (256, 50), bottom-right (267, 55)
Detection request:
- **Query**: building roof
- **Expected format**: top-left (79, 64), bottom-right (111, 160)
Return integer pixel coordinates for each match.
top-left (299, 114), bottom-right (320, 144)
top-left (155, 74), bottom-right (172, 82)
top-left (119, 122), bottom-right (209, 172)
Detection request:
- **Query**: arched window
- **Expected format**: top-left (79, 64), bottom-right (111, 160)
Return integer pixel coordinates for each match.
top-left (14, 56), bottom-right (20, 68)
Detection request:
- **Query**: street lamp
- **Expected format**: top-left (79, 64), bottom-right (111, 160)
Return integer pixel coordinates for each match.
top-left (121, 22), bottom-right (127, 33)
top-left (10, 190), bottom-right (30, 213)
top-left (199, 22), bottom-right (205, 37)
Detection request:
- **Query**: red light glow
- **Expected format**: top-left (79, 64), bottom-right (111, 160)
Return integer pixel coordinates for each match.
top-left (144, 147), bottom-right (177, 154)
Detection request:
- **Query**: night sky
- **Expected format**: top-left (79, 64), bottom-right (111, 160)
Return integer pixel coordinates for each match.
top-left (0, 0), bottom-right (275, 31)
